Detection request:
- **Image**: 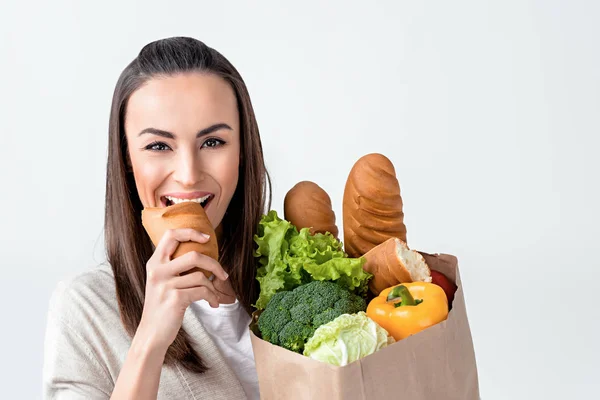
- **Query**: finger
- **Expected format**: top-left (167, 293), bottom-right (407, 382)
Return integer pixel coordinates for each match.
top-left (180, 286), bottom-right (220, 308)
top-left (168, 251), bottom-right (229, 281)
top-left (172, 270), bottom-right (217, 293)
top-left (154, 228), bottom-right (211, 263)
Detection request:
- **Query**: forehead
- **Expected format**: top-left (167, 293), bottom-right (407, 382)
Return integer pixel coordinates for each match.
top-left (125, 72), bottom-right (239, 134)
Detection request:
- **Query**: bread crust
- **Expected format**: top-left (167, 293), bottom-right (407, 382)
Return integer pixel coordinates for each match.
top-left (362, 238), bottom-right (403, 294)
top-left (141, 202), bottom-right (218, 277)
top-left (284, 181), bottom-right (339, 238)
top-left (363, 237), bottom-right (431, 295)
top-left (343, 153), bottom-right (407, 258)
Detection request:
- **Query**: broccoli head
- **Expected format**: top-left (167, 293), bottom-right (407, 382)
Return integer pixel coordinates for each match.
top-left (257, 280), bottom-right (366, 353)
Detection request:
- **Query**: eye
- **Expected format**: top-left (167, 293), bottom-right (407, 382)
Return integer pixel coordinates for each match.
top-left (201, 138), bottom-right (226, 149)
top-left (144, 141), bottom-right (171, 152)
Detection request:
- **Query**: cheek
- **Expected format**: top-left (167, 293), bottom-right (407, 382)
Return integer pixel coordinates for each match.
top-left (130, 155), bottom-right (165, 207)
top-left (216, 151), bottom-right (240, 200)
top-left (222, 159), bottom-right (240, 198)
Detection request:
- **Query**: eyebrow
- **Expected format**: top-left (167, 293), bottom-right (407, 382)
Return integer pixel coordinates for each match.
top-left (138, 123), bottom-right (233, 139)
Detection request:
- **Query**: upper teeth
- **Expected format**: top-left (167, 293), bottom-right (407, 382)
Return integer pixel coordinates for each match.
top-left (165, 195), bottom-right (211, 205)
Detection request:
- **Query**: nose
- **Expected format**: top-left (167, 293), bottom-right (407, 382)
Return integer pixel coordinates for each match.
top-left (173, 149), bottom-right (204, 187)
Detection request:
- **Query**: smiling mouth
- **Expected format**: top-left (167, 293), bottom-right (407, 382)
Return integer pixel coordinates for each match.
top-left (162, 194), bottom-right (214, 209)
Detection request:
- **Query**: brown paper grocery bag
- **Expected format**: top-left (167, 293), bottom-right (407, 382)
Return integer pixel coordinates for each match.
top-left (249, 252), bottom-right (480, 400)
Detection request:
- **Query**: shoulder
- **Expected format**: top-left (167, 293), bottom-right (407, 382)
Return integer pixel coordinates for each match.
top-left (43, 264), bottom-right (124, 396)
top-left (47, 263), bottom-right (119, 325)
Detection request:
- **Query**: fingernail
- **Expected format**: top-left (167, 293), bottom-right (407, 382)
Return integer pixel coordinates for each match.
top-left (201, 233), bottom-right (210, 239)
top-left (224, 272), bottom-right (229, 280)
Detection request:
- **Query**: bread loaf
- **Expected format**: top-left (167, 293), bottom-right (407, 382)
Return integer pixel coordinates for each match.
top-left (363, 237), bottom-right (432, 295)
top-left (284, 181), bottom-right (339, 238)
top-left (141, 202), bottom-right (218, 278)
top-left (343, 153), bottom-right (407, 258)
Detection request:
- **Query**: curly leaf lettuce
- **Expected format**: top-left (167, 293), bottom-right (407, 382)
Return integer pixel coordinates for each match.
top-left (254, 210), bottom-right (371, 309)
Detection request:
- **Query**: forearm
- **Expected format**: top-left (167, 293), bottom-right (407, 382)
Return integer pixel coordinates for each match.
top-left (111, 332), bottom-right (166, 400)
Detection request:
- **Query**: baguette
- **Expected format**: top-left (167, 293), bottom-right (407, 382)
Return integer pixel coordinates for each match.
top-left (362, 237), bottom-right (431, 295)
top-left (284, 181), bottom-right (339, 238)
top-left (141, 202), bottom-right (218, 278)
top-left (343, 153), bottom-right (407, 258)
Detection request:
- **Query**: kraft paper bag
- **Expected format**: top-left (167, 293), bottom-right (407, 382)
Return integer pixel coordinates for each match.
top-left (249, 252), bottom-right (480, 400)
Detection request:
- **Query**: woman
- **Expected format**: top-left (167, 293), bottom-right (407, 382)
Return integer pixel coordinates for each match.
top-left (43, 36), bottom-right (271, 399)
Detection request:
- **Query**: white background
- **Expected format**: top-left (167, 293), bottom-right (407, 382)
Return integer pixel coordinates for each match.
top-left (1, 1), bottom-right (599, 399)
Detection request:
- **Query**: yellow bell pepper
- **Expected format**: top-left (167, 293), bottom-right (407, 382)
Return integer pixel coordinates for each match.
top-left (366, 282), bottom-right (449, 341)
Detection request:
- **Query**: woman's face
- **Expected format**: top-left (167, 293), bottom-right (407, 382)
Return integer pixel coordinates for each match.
top-left (124, 72), bottom-right (240, 229)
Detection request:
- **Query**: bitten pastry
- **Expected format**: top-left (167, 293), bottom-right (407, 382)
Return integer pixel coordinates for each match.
top-left (141, 201), bottom-right (218, 278)
top-left (362, 237), bottom-right (432, 295)
top-left (343, 153), bottom-right (407, 258)
top-left (284, 181), bottom-right (339, 238)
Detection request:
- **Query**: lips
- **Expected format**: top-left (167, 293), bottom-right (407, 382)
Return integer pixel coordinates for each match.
top-left (160, 193), bottom-right (215, 209)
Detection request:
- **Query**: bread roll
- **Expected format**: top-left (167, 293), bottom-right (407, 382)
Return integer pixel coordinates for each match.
top-left (363, 237), bottom-right (432, 295)
top-left (141, 202), bottom-right (218, 278)
top-left (284, 181), bottom-right (339, 238)
top-left (343, 153), bottom-right (407, 258)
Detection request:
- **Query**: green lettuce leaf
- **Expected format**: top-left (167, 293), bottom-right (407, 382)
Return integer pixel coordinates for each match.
top-left (253, 210), bottom-right (371, 309)
top-left (303, 311), bottom-right (394, 366)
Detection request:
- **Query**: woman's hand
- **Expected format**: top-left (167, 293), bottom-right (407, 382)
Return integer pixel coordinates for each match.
top-left (136, 228), bottom-right (229, 355)
top-left (111, 228), bottom-right (228, 400)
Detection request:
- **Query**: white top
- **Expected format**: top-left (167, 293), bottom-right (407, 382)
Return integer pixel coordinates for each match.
top-left (190, 298), bottom-right (260, 400)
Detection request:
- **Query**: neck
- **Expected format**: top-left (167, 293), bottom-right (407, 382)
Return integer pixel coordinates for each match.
top-left (214, 276), bottom-right (237, 304)
top-left (212, 223), bottom-right (235, 303)
top-left (215, 223), bottom-right (224, 243)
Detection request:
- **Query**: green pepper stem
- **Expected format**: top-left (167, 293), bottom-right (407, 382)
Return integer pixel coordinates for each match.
top-left (386, 285), bottom-right (422, 306)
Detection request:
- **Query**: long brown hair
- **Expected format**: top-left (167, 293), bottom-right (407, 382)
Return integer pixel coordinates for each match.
top-left (104, 37), bottom-right (271, 373)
